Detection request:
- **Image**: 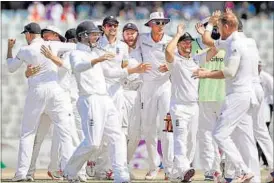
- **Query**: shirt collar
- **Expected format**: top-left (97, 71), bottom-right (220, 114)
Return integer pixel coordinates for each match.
top-left (99, 35), bottom-right (118, 47)
top-left (76, 42), bottom-right (91, 52)
top-left (176, 51), bottom-right (192, 60)
top-left (30, 37), bottom-right (44, 44)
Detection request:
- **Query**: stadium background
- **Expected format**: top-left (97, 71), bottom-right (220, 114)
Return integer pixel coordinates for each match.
top-left (1, 1), bottom-right (273, 171)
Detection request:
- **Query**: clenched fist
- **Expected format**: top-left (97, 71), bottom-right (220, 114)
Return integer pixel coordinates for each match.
top-left (8, 39), bottom-right (16, 49)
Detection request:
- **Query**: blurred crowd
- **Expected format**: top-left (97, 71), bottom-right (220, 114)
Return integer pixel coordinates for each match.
top-left (2, 1), bottom-right (274, 25)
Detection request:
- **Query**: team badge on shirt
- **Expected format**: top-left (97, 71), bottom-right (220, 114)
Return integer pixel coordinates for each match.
top-left (175, 119), bottom-right (179, 127)
top-left (89, 119), bottom-right (94, 127)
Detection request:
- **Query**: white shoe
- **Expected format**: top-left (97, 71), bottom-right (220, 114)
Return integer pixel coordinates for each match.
top-left (11, 175), bottom-right (26, 182)
top-left (94, 169), bottom-right (114, 180)
top-left (145, 167), bottom-right (160, 180)
top-left (47, 170), bottom-right (63, 180)
top-left (26, 175), bottom-right (34, 182)
top-left (78, 174), bottom-right (87, 182)
top-left (204, 170), bottom-right (214, 181)
top-left (86, 161), bottom-right (96, 177)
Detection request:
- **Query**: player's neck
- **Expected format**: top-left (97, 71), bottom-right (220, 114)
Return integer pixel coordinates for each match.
top-left (151, 32), bottom-right (164, 43)
top-left (106, 35), bottom-right (116, 44)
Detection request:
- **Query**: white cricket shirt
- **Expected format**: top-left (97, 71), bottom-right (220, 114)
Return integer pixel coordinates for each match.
top-left (139, 33), bottom-right (172, 82)
top-left (169, 51), bottom-right (199, 103)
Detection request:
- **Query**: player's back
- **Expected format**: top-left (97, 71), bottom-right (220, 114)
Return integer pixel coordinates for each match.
top-left (20, 38), bottom-right (60, 86)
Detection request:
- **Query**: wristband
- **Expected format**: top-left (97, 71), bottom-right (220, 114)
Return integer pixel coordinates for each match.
top-left (206, 24), bottom-right (213, 33)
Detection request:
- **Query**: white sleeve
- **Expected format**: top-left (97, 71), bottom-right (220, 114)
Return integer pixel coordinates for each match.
top-left (6, 48), bottom-right (24, 73)
top-left (60, 52), bottom-right (71, 71)
top-left (52, 42), bottom-right (76, 54)
top-left (222, 42), bottom-right (241, 78)
top-left (101, 62), bottom-right (129, 78)
top-left (70, 52), bottom-right (93, 73)
top-left (262, 72), bottom-right (273, 97)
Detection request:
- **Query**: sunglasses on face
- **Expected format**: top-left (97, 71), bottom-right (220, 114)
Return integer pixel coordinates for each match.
top-left (152, 21), bottom-right (166, 26)
top-left (105, 24), bottom-right (118, 28)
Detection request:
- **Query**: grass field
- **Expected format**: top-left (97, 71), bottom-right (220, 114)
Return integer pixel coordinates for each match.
top-left (0, 169), bottom-right (270, 182)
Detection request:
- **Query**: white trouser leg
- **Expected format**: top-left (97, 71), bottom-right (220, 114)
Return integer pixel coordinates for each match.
top-left (27, 114), bottom-right (51, 176)
top-left (198, 102), bottom-right (222, 172)
top-left (71, 93), bottom-right (84, 141)
top-left (253, 85), bottom-right (274, 170)
top-left (65, 95), bottom-right (129, 182)
top-left (158, 83), bottom-right (173, 174)
top-left (15, 86), bottom-right (47, 178)
top-left (141, 82), bottom-right (161, 170)
top-left (213, 92), bottom-right (253, 174)
top-left (46, 86), bottom-right (74, 171)
top-left (231, 116), bottom-right (261, 183)
top-left (171, 102), bottom-right (199, 178)
top-left (186, 106), bottom-right (199, 164)
top-left (126, 91), bottom-right (141, 163)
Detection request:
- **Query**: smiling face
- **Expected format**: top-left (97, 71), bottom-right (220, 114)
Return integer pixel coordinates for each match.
top-left (178, 40), bottom-right (192, 54)
top-left (103, 23), bottom-right (118, 37)
top-left (123, 29), bottom-right (138, 47)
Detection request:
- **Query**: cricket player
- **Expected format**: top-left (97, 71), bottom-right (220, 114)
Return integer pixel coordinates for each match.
top-left (63, 20), bottom-right (151, 183)
top-left (139, 11), bottom-right (174, 180)
top-left (85, 16), bottom-right (132, 180)
top-left (25, 27), bottom-right (88, 182)
top-left (165, 23), bottom-right (199, 182)
top-left (192, 10), bottom-right (259, 182)
top-left (7, 22), bottom-right (75, 182)
top-left (195, 20), bottom-right (225, 181)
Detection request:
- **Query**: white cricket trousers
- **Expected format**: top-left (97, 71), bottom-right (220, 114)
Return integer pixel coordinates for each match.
top-left (91, 88), bottom-right (125, 175)
top-left (27, 91), bottom-right (82, 176)
top-left (253, 84), bottom-right (273, 170)
top-left (170, 101), bottom-right (199, 177)
top-left (141, 79), bottom-right (174, 174)
top-left (123, 90), bottom-right (142, 162)
top-left (15, 82), bottom-right (74, 178)
top-left (212, 92), bottom-right (260, 180)
top-left (198, 101), bottom-right (222, 173)
top-left (64, 94), bottom-right (130, 182)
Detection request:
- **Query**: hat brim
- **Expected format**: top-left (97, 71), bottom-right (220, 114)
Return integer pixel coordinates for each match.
top-left (41, 29), bottom-right (66, 42)
top-left (103, 20), bottom-right (119, 26)
top-left (144, 18), bottom-right (170, 26)
top-left (21, 30), bottom-right (27, 34)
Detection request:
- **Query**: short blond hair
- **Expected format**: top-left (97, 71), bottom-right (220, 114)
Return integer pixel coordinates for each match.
top-left (219, 13), bottom-right (239, 29)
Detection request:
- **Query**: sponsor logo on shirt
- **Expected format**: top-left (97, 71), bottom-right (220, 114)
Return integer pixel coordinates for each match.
top-left (210, 56), bottom-right (224, 62)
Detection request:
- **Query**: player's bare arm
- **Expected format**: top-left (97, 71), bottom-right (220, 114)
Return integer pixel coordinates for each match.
top-left (200, 10), bottom-right (221, 47)
top-left (41, 45), bottom-right (63, 67)
top-left (165, 23), bottom-right (185, 63)
top-left (7, 39), bottom-right (16, 59)
top-left (127, 63), bottom-right (152, 74)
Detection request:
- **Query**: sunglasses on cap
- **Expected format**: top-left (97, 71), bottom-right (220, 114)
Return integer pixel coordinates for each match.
top-left (105, 24), bottom-right (118, 28)
top-left (152, 21), bottom-right (167, 26)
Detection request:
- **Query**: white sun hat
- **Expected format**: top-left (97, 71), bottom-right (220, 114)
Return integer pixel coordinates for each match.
top-left (144, 12), bottom-right (170, 26)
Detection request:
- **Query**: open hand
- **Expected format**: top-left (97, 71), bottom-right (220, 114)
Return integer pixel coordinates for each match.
top-left (135, 63), bottom-right (152, 73)
top-left (41, 45), bottom-right (54, 59)
top-left (25, 64), bottom-right (41, 78)
top-left (195, 22), bottom-right (206, 35)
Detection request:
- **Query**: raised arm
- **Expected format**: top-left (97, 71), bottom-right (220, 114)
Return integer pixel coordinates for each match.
top-left (199, 10), bottom-right (221, 48)
top-left (165, 23), bottom-right (185, 63)
top-left (6, 39), bottom-right (24, 73)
